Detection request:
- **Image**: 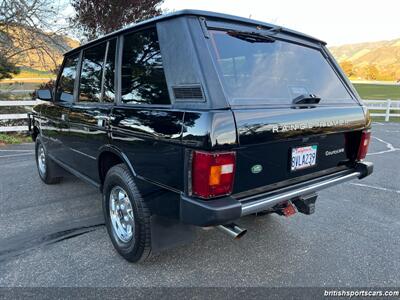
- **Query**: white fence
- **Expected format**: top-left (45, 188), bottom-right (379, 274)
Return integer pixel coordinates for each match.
top-left (0, 99), bottom-right (399, 133)
top-left (0, 100), bottom-right (41, 132)
top-left (362, 99), bottom-right (400, 121)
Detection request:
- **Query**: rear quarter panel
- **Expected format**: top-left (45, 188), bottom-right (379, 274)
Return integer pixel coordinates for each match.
top-left (110, 107), bottom-right (185, 191)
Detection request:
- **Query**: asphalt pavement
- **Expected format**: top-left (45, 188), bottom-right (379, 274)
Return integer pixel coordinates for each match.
top-left (0, 123), bottom-right (399, 287)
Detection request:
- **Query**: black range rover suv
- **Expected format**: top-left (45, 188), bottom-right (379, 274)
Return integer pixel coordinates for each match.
top-left (29, 10), bottom-right (373, 262)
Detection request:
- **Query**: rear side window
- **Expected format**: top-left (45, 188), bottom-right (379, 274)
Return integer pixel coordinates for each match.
top-left (79, 42), bottom-right (107, 102)
top-left (121, 28), bottom-right (170, 105)
top-left (56, 53), bottom-right (79, 103)
top-left (209, 30), bottom-right (354, 105)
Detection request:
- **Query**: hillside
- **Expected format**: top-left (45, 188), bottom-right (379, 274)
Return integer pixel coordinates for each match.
top-left (329, 39), bottom-right (400, 81)
top-left (6, 26), bottom-right (79, 78)
top-left (16, 34), bottom-right (79, 74)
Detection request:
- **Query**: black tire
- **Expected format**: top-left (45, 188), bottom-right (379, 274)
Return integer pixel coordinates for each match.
top-left (35, 138), bottom-right (62, 184)
top-left (103, 164), bottom-right (151, 263)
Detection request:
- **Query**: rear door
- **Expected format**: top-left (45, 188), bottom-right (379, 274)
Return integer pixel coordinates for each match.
top-left (207, 28), bottom-right (367, 195)
top-left (110, 27), bottom-right (185, 191)
top-left (66, 39), bottom-right (117, 181)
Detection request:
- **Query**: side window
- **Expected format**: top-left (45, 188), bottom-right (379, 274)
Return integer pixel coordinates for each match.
top-left (103, 39), bottom-right (116, 103)
top-left (56, 53), bottom-right (79, 103)
top-left (121, 28), bottom-right (170, 105)
top-left (79, 42), bottom-right (107, 102)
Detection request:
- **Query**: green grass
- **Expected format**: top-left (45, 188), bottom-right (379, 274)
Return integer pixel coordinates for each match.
top-left (14, 67), bottom-right (53, 79)
top-left (0, 81), bottom-right (43, 91)
top-left (353, 83), bottom-right (400, 100)
top-left (352, 83), bottom-right (400, 122)
top-left (0, 133), bottom-right (32, 145)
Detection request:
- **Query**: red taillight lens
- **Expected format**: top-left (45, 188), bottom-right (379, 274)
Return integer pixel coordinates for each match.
top-left (357, 130), bottom-right (371, 160)
top-left (191, 151), bottom-right (236, 199)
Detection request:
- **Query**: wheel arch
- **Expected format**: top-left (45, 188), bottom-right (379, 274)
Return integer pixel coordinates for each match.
top-left (97, 145), bottom-right (137, 189)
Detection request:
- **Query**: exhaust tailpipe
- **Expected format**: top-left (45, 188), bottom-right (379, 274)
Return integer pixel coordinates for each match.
top-left (217, 223), bottom-right (247, 239)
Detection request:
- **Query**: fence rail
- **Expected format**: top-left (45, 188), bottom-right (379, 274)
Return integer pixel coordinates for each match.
top-left (0, 99), bottom-right (399, 133)
top-left (0, 100), bottom-right (44, 132)
top-left (363, 99), bottom-right (400, 121)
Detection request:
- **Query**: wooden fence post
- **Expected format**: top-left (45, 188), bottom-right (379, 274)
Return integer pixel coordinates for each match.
top-left (385, 99), bottom-right (391, 122)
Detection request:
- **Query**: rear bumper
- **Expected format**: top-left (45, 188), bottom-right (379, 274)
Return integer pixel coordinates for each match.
top-left (180, 162), bottom-right (373, 226)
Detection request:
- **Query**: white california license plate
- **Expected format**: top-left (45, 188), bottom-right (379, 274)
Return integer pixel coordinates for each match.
top-left (291, 145), bottom-right (317, 171)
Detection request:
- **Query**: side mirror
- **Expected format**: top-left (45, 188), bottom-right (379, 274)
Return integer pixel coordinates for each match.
top-left (36, 89), bottom-right (52, 101)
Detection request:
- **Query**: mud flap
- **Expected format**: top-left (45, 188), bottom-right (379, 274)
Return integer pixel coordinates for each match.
top-left (150, 215), bottom-right (197, 254)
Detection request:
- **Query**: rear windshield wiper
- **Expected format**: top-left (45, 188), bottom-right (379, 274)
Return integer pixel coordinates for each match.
top-left (292, 94), bottom-right (321, 105)
top-left (227, 30), bottom-right (276, 43)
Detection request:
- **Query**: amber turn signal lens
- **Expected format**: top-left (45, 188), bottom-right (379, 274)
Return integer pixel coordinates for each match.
top-left (209, 166), bottom-right (222, 185)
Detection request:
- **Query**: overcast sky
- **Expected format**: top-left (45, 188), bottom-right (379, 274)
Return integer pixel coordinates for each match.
top-left (161, 0), bottom-right (400, 46)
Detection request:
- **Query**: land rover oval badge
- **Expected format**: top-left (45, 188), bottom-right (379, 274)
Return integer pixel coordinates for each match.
top-left (251, 164), bottom-right (263, 174)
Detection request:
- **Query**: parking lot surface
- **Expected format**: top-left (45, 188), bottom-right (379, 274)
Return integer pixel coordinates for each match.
top-left (0, 123), bottom-right (399, 287)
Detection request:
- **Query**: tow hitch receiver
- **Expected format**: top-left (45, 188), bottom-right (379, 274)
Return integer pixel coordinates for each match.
top-left (293, 193), bottom-right (318, 215)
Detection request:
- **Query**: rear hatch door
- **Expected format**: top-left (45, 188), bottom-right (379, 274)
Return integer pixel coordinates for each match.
top-left (207, 27), bottom-right (367, 195)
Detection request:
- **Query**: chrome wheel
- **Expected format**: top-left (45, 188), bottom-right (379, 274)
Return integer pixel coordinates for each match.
top-left (109, 186), bottom-right (135, 243)
top-left (37, 144), bottom-right (46, 176)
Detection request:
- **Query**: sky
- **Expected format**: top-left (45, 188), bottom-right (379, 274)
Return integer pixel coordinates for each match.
top-left (161, 0), bottom-right (400, 46)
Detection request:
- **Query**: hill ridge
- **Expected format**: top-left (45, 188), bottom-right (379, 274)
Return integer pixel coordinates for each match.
top-left (329, 38), bottom-right (400, 81)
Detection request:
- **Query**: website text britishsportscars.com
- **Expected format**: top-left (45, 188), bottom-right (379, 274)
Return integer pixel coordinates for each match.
top-left (324, 289), bottom-right (399, 298)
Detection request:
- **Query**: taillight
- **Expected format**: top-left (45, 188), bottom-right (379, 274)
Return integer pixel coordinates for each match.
top-left (191, 151), bottom-right (236, 199)
top-left (357, 130), bottom-right (371, 160)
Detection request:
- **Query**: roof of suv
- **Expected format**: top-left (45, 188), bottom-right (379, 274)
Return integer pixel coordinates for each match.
top-left (65, 9), bottom-right (326, 55)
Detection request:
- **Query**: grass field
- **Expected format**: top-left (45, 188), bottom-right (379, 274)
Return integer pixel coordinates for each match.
top-left (1, 80), bottom-right (399, 99)
top-left (13, 67), bottom-right (53, 79)
top-left (353, 83), bottom-right (400, 100)
top-left (0, 133), bottom-right (31, 145)
top-left (352, 83), bottom-right (400, 122)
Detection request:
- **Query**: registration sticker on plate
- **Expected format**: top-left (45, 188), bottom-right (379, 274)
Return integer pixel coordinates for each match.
top-left (291, 145), bottom-right (317, 171)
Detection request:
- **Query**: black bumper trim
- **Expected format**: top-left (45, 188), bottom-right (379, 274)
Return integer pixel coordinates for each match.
top-left (180, 195), bottom-right (241, 227)
top-left (356, 161), bottom-right (373, 179)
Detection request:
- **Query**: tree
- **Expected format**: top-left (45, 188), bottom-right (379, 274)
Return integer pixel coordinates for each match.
top-left (70, 0), bottom-right (165, 41)
top-left (339, 61), bottom-right (354, 78)
top-left (366, 64), bottom-right (379, 80)
top-left (0, 0), bottom-right (70, 79)
top-left (0, 55), bottom-right (19, 79)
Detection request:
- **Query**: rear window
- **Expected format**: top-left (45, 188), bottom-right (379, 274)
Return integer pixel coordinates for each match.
top-left (209, 30), bottom-right (354, 105)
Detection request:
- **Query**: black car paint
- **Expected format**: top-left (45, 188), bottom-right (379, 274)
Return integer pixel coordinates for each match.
top-left (30, 10), bottom-right (372, 228)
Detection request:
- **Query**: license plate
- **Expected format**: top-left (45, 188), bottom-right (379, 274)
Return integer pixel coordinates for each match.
top-left (291, 145), bottom-right (317, 171)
